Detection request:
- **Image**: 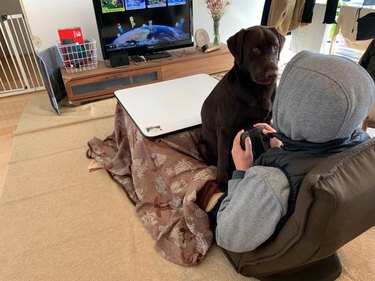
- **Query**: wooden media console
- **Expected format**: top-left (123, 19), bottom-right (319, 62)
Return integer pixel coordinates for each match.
top-left (61, 44), bottom-right (233, 105)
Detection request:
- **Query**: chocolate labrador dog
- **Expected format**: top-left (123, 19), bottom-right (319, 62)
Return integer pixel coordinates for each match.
top-left (199, 26), bottom-right (285, 189)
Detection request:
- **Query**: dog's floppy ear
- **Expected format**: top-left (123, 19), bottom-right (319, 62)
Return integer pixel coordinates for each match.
top-left (227, 28), bottom-right (247, 64)
top-left (268, 27), bottom-right (286, 59)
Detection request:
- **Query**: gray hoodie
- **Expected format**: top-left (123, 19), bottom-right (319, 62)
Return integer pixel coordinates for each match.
top-left (215, 51), bottom-right (375, 253)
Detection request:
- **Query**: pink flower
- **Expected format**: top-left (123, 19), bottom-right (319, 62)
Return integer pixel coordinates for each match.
top-left (205, 0), bottom-right (232, 20)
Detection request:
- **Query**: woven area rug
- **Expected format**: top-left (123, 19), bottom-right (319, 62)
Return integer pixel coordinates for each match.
top-left (0, 94), bottom-right (374, 281)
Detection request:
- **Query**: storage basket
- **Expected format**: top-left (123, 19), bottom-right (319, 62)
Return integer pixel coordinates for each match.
top-left (56, 38), bottom-right (98, 73)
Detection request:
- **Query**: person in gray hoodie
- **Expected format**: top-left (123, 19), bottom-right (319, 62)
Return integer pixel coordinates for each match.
top-left (211, 50), bottom-right (375, 253)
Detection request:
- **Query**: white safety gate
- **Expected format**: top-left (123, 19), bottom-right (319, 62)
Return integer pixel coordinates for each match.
top-left (0, 14), bottom-right (44, 97)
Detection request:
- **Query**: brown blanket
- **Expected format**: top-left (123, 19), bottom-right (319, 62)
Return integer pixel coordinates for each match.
top-left (87, 103), bottom-right (217, 266)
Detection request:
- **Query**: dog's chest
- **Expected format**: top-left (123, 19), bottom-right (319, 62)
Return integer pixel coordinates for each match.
top-left (215, 84), bottom-right (273, 127)
top-left (224, 84), bottom-right (274, 110)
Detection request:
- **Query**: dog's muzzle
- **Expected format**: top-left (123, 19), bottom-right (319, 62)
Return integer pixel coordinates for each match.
top-left (253, 65), bottom-right (279, 85)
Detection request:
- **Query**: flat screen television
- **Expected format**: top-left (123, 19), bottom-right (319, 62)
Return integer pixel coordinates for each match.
top-left (92, 0), bottom-right (194, 60)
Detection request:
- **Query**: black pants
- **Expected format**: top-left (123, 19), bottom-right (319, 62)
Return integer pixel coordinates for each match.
top-left (323, 0), bottom-right (339, 24)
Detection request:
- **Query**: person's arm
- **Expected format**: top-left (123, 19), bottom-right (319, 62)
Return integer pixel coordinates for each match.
top-left (215, 128), bottom-right (288, 253)
top-left (215, 166), bottom-right (289, 253)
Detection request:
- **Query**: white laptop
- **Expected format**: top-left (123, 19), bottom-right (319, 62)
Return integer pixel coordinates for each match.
top-left (114, 73), bottom-right (219, 138)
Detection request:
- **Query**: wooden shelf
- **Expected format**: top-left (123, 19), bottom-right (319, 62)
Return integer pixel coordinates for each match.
top-left (61, 43), bottom-right (233, 105)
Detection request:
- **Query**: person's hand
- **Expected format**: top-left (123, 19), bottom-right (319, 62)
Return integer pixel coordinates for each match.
top-left (231, 130), bottom-right (253, 171)
top-left (254, 123), bottom-right (283, 148)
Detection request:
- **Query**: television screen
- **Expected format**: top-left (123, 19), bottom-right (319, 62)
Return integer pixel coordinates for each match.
top-left (92, 0), bottom-right (194, 60)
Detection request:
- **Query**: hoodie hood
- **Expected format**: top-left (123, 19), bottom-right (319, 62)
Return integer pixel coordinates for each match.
top-left (273, 50), bottom-right (375, 143)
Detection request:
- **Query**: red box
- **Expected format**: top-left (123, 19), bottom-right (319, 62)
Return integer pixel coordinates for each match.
top-left (58, 27), bottom-right (84, 44)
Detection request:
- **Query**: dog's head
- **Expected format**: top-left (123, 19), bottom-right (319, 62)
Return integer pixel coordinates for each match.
top-left (227, 26), bottom-right (285, 85)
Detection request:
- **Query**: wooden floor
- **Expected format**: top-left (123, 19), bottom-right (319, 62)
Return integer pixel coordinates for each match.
top-left (0, 91), bottom-right (46, 191)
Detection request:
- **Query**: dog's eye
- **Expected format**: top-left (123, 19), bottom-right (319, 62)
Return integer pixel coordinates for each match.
top-left (272, 44), bottom-right (279, 51)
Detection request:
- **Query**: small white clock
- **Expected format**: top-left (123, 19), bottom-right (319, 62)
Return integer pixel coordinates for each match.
top-left (194, 28), bottom-right (210, 49)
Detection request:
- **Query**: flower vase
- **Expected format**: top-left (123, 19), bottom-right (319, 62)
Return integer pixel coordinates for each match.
top-left (213, 18), bottom-right (220, 45)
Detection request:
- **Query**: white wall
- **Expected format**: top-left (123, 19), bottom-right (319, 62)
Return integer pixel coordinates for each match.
top-left (21, 0), bottom-right (265, 59)
top-left (193, 0), bottom-right (265, 45)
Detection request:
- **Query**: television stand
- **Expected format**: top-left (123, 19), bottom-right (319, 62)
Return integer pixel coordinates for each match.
top-left (61, 43), bottom-right (233, 105)
top-left (144, 51), bottom-right (172, 61)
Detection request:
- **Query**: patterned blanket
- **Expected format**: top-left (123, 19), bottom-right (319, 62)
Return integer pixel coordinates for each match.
top-left (87, 103), bottom-right (217, 266)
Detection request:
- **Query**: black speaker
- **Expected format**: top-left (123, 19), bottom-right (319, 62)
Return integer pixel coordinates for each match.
top-left (109, 51), bottom-right (129, 67)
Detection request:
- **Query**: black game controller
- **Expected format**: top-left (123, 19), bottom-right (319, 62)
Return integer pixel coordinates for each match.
top-left (240, 126), bottom-right (271, 160)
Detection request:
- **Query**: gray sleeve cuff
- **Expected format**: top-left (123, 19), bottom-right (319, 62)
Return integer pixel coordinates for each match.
top-left (231, 170), bottom-right (246, 179)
